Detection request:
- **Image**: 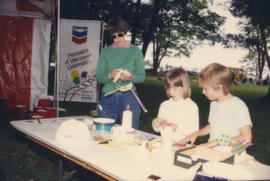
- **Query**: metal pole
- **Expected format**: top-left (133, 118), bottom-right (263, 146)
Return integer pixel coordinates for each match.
top-left (58, 159), bottom-right (63, 181)
top-left (56, 0), bottom-right (60, 117)
top-left (95, 22), bottom-right (105, 115)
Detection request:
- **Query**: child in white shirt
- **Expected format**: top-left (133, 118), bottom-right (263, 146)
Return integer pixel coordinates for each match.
top-left (180, 63), bottom-right (252, 148)
top-left (152, 68), bottom-right (199, 141)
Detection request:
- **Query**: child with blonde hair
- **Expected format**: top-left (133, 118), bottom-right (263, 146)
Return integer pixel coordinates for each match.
top-left (152, 68), bottom-right (199, 141)
top-left (180, 63), bottom-right (252, 148)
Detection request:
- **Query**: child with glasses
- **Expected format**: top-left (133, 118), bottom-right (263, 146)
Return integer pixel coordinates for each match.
top-left (152, 68), bottom-right (199, 141)
top-left (180, 63), bottom-right (252, 148)
top-left (96, 17), bottom-right (145, 129)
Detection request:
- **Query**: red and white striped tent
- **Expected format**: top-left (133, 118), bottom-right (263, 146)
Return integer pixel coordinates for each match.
top-left (0, 0), bottom-right (55, 115)
top-left (0, 0), bottom-right (103, 117)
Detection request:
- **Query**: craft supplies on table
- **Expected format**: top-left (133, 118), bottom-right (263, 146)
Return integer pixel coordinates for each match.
top-left (174, 146), bottom-right (234, 169)
top-left (10, 116), bottom-right (270, 181)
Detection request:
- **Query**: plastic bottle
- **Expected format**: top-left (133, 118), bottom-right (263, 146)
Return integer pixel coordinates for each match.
top-left (122, 105), bottom-right (132, 130)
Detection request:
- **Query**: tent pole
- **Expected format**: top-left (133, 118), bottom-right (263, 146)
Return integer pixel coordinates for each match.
top-left (56, 0), bottom-right (60, 117)
top-left (95, 22), bottom-right (105, 115)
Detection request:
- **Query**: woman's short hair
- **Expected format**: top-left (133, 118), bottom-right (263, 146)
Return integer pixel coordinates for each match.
top-left (198, 63), bottom-right (232, 95)
top-left (164, 68), bottom-right (191, 99)
top-left (105, 17), bottom-right (129, 36)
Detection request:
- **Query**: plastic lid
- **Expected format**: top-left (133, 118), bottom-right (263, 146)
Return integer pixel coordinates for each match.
top-left (94, 118), bottom-right (115, 124)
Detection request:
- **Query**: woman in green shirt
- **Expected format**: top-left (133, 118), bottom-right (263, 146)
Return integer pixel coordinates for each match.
top-left (96, 17), bottom-right (146, 129)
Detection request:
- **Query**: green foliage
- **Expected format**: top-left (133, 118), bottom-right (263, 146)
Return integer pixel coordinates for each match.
top-left (59, 0), bottom-right (225, 72)
top-left (150, 0), bottom-right (225, 71)
top-left (227, 0), bottom-right (270, 84)
top-left (230, 0), bottom-right (270, 27)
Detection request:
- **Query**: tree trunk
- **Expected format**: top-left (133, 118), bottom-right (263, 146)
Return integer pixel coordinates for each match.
top-left (259, 26), bottom-right (270, 98)
top-left (131, 0), bottom-right (141, 44)
top-left (141, 0), bottom-right (165, 57)
top-left (152, 36), bottom-right (158, 72)
top-left (256, 44), bottom-right (264, 80)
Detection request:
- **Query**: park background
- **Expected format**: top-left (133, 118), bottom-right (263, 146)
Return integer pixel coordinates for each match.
top-left (1, 0), bottom-right (270, 180)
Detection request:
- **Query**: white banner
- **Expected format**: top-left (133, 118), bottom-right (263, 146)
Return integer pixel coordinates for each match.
top-left (59, 19), bottom-right (102, 102)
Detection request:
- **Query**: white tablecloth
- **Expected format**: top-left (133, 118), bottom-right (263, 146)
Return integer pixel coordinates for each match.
top-left (10, 116), bottom-right (270, 180)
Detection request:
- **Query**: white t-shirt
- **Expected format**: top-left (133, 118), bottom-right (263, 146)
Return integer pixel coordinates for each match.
top-left (208, 96), bottom-right (252, 141)
top-left (154, 98), bottom-right (199, 140)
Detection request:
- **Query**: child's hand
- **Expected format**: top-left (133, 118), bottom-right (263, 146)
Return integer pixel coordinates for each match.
top-left (152, 118), bottom-right (177, 130)
top-left (179, 132), bottom-right (198, 145)
top-left (152, 118), bottom-right (164, 129)
top-left (168, 122), bottom-right (178, 132)
top-left (199, 141), bottom-right (218, 148)
top-left (160, 121), bottom-right (178, 131)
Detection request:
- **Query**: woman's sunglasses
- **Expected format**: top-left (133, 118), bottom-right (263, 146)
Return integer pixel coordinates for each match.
top-left (111, 33), bottom-right (124, 39)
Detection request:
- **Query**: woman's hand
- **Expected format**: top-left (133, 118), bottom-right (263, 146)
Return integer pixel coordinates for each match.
top-left (119, 71), bottom-right (132, 82)
top-left (108, 70), bottom-right (120, 79)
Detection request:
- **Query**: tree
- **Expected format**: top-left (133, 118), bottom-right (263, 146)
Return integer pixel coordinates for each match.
top-left (147, 0), bottom-right (225, 72)
top-left (141, 0), bottom-right (167, 57)
top-left (226, 22), bottom-right (266, 80)
top-left (229, 0), bottom-right (270, 97)
top-left (59, 0), bottom-right (225, 73)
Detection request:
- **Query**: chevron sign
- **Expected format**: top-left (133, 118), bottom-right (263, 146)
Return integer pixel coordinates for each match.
top-left (72, 26), bottom-right (88, 44)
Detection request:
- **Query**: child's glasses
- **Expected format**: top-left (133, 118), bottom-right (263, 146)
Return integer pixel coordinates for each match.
top-left (111, 33), bottom-right (124, 39)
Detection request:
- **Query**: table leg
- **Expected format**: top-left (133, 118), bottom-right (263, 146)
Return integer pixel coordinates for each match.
top-left (26, 135), bottom-right (117, 181)
top-left (59, 159), bottom-right (63, 181)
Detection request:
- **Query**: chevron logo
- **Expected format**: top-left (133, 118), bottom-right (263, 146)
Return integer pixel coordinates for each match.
top-left (72, 26), bottom-right (88, 44)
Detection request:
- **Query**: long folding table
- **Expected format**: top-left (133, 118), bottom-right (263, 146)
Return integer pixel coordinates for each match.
top-left (10, 116), bottom-right (270, 180)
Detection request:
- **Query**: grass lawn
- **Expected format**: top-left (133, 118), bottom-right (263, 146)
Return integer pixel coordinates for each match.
top-left (0, 73), bottom-right (269, 181)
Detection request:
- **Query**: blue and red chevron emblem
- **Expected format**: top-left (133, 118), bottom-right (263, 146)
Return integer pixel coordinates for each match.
top-left (72, 26), bottom-right (88, 44)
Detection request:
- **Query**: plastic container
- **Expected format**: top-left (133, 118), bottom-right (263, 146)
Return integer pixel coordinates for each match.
top-left (34, 106), bottom-right (43, 112)
top-left (45, 107), bottom-right (56, 118)
top-left (36, 109), bottom-right (49, 118)
top-left (15, 104), bottom-right (26, 119)
top-left (37, 98), bottom-right (50, 107)
top-left (93, 118), bottom-right (115, 139)
top-left (28, 112), bottom-right (44, 119)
